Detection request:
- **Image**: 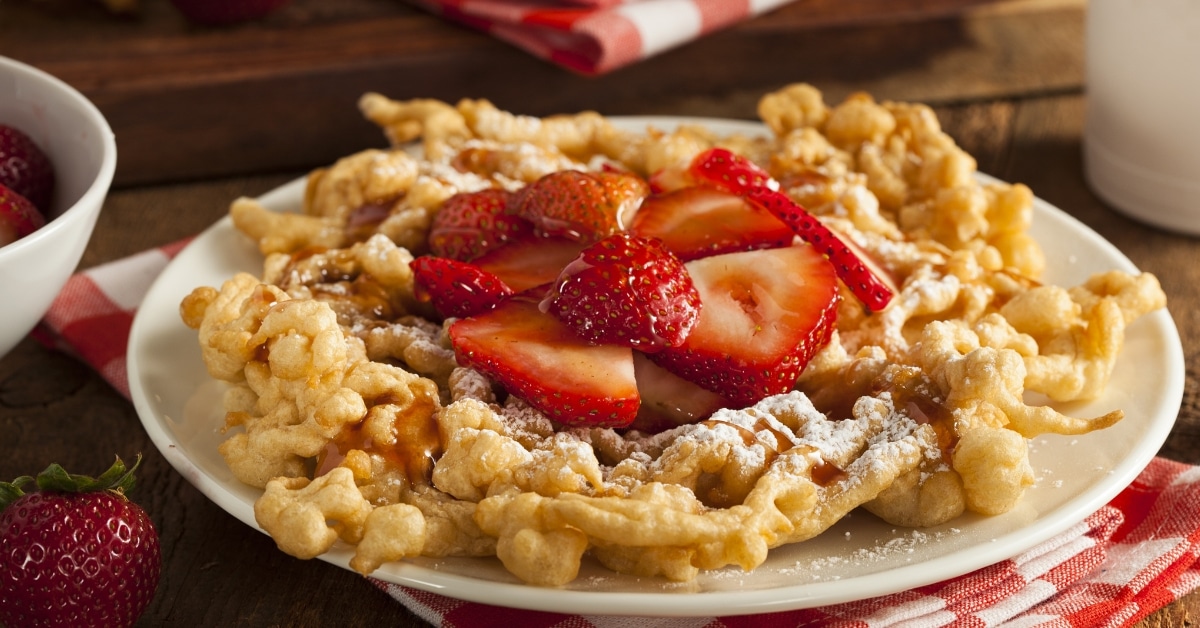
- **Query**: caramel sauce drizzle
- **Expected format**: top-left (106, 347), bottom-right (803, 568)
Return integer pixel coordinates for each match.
top-left (248, 248), bottom-right (441, 485)
top-left (878, 366), bottom-right (957, 455)
top-left (800, 364), bottom-right (957, 458)
top-left (697, 416), bottom-right (849, 509)
top-left (314, 387), bottom-right (443, 486)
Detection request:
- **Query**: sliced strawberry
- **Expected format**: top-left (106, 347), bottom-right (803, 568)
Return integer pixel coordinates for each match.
top-left (649, 245), bottom-right (839, 408)
top-left (629, 186), bottom-right (794, 261)
top-left (449, 298), bottom-right (639, 428)
top-left (509, 170), bottom-right (648, 242)
top-left (742, 186), bottom-right (895, 311)
top-left (827, 223), bottom-right (902, 307)
top-left (649, 147), bottom-right (776, 194)
top-left (410, 256), bottom-right (514, 319)
top-left (0, 183), bottom-right (46, 247)
top-left (687, 148), bottom-right (895, 311)
top-left (687, 147), bottom-right (776, 192)
top-left (472, 234), bottom-right (588, 293)
top-left (429, 188), bottom-right (530, 261)
top-left (629, 352), bottom-right (732, 432)
top-left (542, 233), bottom-right (701, 352)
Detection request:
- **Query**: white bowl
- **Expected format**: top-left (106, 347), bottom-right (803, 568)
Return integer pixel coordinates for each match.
top-left (0, 56), bottom-right (116, 359)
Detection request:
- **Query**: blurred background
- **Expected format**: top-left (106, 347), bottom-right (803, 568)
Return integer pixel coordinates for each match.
top-left (4, 0), bottom-right (1079, 187)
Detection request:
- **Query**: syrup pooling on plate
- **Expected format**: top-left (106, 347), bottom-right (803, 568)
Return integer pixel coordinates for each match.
top-left (179, 84), bottom-right (1167, 586)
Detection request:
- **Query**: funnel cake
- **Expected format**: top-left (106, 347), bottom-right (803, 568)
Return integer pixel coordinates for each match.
top-left (180, 83), bottom-right (1166, 585)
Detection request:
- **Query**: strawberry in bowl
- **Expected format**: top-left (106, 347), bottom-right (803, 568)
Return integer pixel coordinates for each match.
top-left (0, 122), bottom-right (55, 247)
top-left (0, 123), bottom-right (55, 215)
top-left (414, 149), bottom-right (897, 430)
top-left (0, 182), bottom-right (47, 247)
top-left (0, 57), bottom-right (116, 359)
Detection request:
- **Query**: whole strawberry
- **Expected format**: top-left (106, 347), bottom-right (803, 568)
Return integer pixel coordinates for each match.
top-left (0, 182), bottom-right (47, 247)
top-left (0, 455), bottom-right (161, 628)
top-left (0, 124), bottom-right (55, 213)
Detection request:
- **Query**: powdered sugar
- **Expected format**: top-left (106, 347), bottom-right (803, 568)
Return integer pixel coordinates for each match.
top-left (782, 526), bottom-right (965, 578)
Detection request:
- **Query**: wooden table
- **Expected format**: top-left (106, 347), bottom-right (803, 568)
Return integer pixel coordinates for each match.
top-left (2, 0), bottom-right (1196, 625)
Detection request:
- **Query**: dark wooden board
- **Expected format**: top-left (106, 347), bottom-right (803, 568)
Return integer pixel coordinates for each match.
top-left (3, 0), bottom-right (1083, 185)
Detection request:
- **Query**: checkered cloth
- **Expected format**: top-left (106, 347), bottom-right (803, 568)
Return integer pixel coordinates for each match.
top-left (36, 242), bottom-right (1200, 627)
top-left (407, 0), bottom-right (798, 75)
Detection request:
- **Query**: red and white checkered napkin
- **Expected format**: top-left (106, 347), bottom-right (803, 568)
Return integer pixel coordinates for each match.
top-left (36, 238), bottom-right (192, 398)
top-left (37, 241), bottom-right (1200, 628)
top-left (406, 0), bottom-right (797, 75)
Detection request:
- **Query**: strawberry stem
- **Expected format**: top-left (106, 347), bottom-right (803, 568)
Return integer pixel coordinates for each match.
top-left (0, 454), bottom-right (141, 510)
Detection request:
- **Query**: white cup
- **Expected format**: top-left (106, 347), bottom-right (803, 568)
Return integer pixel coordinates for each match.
top-left (1083, 0), bottom-right (1200, 235)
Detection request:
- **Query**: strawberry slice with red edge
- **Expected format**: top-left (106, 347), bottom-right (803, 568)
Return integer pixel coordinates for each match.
top-left (542, 233), bottom-right (701, 352)
top-left (741, 186), bottom-right (896, 312)
top-left (629, 352), bottom-right (733, 432)
top-left (449, 298), bottom-right (640, 428)
top-left (0, 183), bottom-right (46, 247)
top-left (687, 147), bottom-right (776, 193)
top-left (509, 169), bottom-right (648, 242)
top-left (685, 148), bottom-right (896, 312)
top-left (630, 186), bottom-right (794, 261)
top-left (429, 188), bottom-right (530, 261)
top-left (410, 256), bottom-right (514, 319)
top-left (648, 146), bottom-right (775, 194)
top-left (649, 245), bottom-right (840, 408)
top-left (472, 234), bottom-right (588, 293)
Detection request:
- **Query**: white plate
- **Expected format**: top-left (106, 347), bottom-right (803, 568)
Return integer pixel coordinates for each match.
top-left (128, 118), bottom-right (1184, 617)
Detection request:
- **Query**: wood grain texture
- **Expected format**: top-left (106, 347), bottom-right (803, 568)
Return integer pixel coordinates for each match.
top-left (3, 0), bottom-right (1083, 185)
